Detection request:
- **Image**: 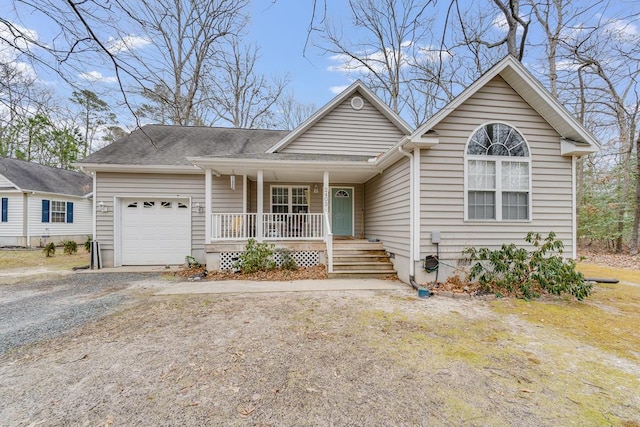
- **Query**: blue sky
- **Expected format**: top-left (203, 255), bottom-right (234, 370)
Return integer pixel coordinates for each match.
top-left (247, 0), bottom-right (340, 106)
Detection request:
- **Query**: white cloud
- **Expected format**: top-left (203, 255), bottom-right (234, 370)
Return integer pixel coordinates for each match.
top-left (491, 15), bottom-right (525, 34)
top-left (327, 44), bottom-right (412, 75)
top-left (107, 35), bottom-right (151, 54)
top-left (329, 85), bottom-right (349, 94)
top-left (326, 41), bottom-right (449, 77)
top-left (0, 21), bottom-right (39, 64)
top-left (604, 18), bottom-right (639, 42)
top-left (79, 70), bottom-right (118, 83)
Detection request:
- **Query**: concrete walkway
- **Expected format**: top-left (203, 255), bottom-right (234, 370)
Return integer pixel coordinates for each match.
top-left (155, 278), bottom-right (408, 295)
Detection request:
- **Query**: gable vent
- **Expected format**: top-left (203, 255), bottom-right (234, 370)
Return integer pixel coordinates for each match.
top-left (350, 96), bottom-right (364, 110)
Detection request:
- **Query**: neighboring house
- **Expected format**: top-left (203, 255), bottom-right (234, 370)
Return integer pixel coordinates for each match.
top-left (0, 158), bottom-right (93, 247)
top-left (78, 56), bottom-right (599, 284)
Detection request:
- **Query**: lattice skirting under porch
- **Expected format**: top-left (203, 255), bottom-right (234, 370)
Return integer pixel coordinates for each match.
top-left (219, 250), bottom-right (320, 270)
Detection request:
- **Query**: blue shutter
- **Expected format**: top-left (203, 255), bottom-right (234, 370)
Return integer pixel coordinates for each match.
top-left (66, 202), bottom-right (74, 223)
top-left (42, 199), bottom-right (50, 223)
top-left (1, 198), bottom-right (7, 222)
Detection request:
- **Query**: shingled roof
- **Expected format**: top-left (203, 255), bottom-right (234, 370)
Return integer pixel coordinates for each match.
top-left (79, 124), bottom-right (291, 166)
top-left (0, 158), bottom-right (92, 197)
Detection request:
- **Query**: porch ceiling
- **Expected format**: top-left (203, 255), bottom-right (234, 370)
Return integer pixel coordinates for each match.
top-left (189, 157), bottom-right (381, 183)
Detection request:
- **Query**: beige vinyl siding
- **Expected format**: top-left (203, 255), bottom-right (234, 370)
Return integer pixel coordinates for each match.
top-left (95, 173), bottom-right (206, 263)
top-left (281, 92), bottom-right (405, 156)
top-left (28, 194), bottom-right (92, 238)
top-left (364, 157), bottom-right (410, 258)
top-left (212, 175), bottom-right (244, 213)
top-left (419, 75), bottom-right (573, 261)
top-left (0, 193), bottom-right (24, 238)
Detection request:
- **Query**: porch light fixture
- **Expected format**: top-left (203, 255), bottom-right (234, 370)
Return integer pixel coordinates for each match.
top-left (230, 175), bottom-right (236, 191)
top-left (98, 201), bottom-right (108, 213)
top-left (194, 202), bottom-right (204, 214)
top-left (313, 184), bottom-right (319, 194)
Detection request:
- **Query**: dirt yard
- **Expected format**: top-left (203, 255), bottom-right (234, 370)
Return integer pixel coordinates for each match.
top-left (1, 276), bottom-right (639, 426)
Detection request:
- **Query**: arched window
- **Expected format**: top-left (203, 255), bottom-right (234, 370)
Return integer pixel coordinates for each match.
top-left (466, 123), bottom-right (531, 221)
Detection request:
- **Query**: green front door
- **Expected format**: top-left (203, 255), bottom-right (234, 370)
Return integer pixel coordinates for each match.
top-left (331, 188), bottom-right (353, 236)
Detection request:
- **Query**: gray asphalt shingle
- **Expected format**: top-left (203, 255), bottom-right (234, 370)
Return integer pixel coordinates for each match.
top-left (0, 158), bottom-right (92, 197)
top-left (79, 125), bottom-right (291, 166)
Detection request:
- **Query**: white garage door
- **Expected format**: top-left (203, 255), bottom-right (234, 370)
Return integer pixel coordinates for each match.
top-left (120, 198), bottom-right (191, 265)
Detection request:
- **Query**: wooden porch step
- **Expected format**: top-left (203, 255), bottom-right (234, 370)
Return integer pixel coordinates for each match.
top-left (330, 238), bottom-right (397, 279)
top-left (333, 261), bottom-right (394, 271)
top-left (332, 254), bottom-right (392, 262)
top-left (328, 270), bottom-right (397, 279)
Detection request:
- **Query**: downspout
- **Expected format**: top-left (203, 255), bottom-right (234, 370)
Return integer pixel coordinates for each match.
top-left (571, 156), bottom-right (577, 259)
top-left (398, 146), bottom-right (420, 291)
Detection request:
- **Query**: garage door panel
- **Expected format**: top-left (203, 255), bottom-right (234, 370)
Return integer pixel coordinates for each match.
top-left (120, 198), bottom-right (191, 265)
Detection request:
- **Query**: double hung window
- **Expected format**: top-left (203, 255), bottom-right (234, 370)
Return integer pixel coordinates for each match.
top-left (466, 123), bottom-right (531, 221)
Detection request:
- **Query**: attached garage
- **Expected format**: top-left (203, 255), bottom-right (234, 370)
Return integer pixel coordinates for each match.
top-left (119, 198), bottom-right (191, 265)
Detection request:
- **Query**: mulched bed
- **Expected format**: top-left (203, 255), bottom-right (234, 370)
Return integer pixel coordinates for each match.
top-left (171, 265), bottom-right (328, 281)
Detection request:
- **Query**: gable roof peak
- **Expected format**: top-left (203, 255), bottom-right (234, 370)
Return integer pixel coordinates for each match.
top-left (266, 80), bottom-right (411, 153)
top-left (411, 54), bottom-right (600, 153)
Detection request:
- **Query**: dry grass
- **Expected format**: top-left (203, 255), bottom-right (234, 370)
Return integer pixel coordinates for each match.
top-left (0, 248), bottom-right (89, 270)
top-left (1, 283), bottom-right (639, 425)
top-left (577, 262), bottom-right (640, 285)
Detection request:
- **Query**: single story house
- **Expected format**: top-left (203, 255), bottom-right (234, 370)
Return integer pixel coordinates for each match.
top-left (0, 157), bottom-right (93, 247)
top-left (78, 56), bottom-right (599, 284)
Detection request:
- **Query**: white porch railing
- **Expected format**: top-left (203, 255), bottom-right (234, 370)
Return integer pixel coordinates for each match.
top-left (211, 213), bottom-right (325, 241)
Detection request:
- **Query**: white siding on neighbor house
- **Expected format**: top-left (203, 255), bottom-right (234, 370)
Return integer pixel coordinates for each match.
top-left (364, 157), bottom-right (411, 258)
top-left (418, 76), bottom-right (573, 265)
top-left (281, 92), bottom-right (405, 156)
top-left (95, 173), bottom-right (207, 266)
top-left (29, 194), bottom-right (93, 240)
top-left (0, 174), bottom-right (15, 188)
top-left (0, 192), bottom-right (25, 239)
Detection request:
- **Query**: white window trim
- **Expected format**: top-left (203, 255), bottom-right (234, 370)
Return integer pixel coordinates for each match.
top-left (463, 122), bottom-right (533, 222)
top-left (269, 185), bottom-right (310, 213)
top-left (50, 200), bottom-right (67, 223)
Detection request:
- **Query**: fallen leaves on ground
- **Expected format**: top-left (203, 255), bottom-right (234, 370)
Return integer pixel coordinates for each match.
top-left (170, 265), bottom-right (327, 281)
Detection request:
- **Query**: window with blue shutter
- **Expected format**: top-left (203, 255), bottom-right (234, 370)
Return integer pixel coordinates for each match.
top-left (42, 200), bottom-right (50, 223)
top-left (66, 202), bottom-right (74, 223)
top-left (1, 198), bottom-right (7, 222)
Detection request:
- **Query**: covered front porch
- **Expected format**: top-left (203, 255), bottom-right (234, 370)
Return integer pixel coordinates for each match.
top-left (189, 154), bottom-right (381, 273)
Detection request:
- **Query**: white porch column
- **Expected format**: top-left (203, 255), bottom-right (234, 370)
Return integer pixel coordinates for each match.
top-left (205, 169), bottom-right (212, 244)
top-left (323, 171), bottom-right (330, 214)
top-left (257, 170), bottom-right (264, 242)
top-left (242, 174), bottom-right (248, 214)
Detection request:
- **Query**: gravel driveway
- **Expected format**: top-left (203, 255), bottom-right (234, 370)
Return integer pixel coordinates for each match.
top-left (0, 273), bottom-right (159, 355)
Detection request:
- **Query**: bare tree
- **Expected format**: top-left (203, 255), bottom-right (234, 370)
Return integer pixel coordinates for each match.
top-left (126, 0), bottom-right (248, 125)
top-left (319, 0), bottom-right (434, 115)
top-left (274, 91), bottom-right (317, 130)
top-left (204, 39), bottom-right (289, 129)
top-left (564, 17), bottom-right (640, 253)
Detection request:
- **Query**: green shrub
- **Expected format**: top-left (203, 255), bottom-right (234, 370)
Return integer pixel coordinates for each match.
top-left (62, 239), bottom-right (78, 255)
top-left (464, 231), bottom-right (592, 301)
top-left (277, 248), bottom-right (298, 271)
top-left (185, 255), bottom-right (201, 268)
top-left (84, 236), bottom-right (92, 253)
top-left (43, 242), bottom-right (56, 257)
top-left (234, 238), bottom-right (276, 273)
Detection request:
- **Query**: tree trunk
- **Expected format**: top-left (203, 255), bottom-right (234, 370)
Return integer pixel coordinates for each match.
top-left (630, 132), bottom-right (640, 255)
